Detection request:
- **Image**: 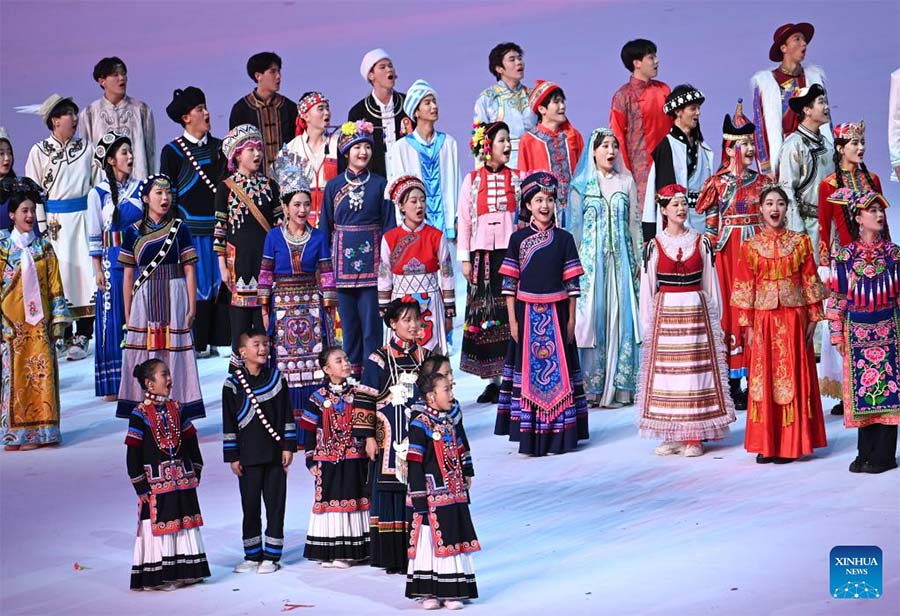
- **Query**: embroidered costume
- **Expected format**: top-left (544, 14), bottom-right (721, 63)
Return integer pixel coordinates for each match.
top-left (609, 76), bottom-right (672, 211)
top-left (826, 214), bottom-right (900, 471)
top-left (817, 122), bottom-right (883, 401)
top-left (386, 80), bottom-right (459, 239)
top-left (495, 177), bottom-right (588, 456)
top-left (518, 81), bottom-right (584, 222)
top-left (24, 130), bottom-right (94, 319)
top-left (222, 367), bottom-right (297, 564)
top-left (643, 86), bottom-right (714, 237)
top-left (731, 228), bottom-right (828, 459)
top-left (568, 128), bottom-right (641, 405)
top-left (473, 80), bottom-right (534, 167)
top-left (457, 122), bottom-right (523, 378)
top-left (380, 176), bottom-right (455, 354)
top-left (229, 92), bottom-right (297, 173)
top-left (126, 396), bottom-right (210, 589)
top-left (750, 23), bottom-right (831, 176)
top-left (637, 226), bottom-right (736, 441)
top-left (300, 381), bottom-right (371, 562)
top-left (406, 404), bottom-right (479, 602)
top-left (87, 173), bottom-right (143, 396)
top-left (0, 228), bottom-right (70, 446)
top-left (258, 225), bottom-right (336, 409)
top-left (779, 93), bottom-right (834, 266)
top-left (320, 125), bottom-right (396, 378)
top-left (81, 95), bottom-right (156, 181)
top-left (354, 337), bottom-right (430, 572)
top-left (116, 215), bottom-right (206, 420)
top-left (349, 50), bottom-right (413, 177)
top-left (161, 87), bottom-right (230, 353)
top-left (215, 125), bottom-right (282, 370)
top-left (695, 105), bottom-right (767, 382)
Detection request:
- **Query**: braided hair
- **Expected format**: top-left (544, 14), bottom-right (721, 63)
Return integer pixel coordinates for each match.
top-left (833, 137), bottom-right (876, 190)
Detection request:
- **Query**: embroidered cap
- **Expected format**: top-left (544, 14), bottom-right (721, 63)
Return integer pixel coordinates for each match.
top-left (295, 92), bottom-right (328, 136)
top-left (521, 170), bottom-right (558, 205)
top-left (272, 146), bottom-right (311, 197)
top-left (827, 188), bottom-right (889, 212)
top-left (403, 79), bottom-right (437, 118)
top-left (94, 130), bottom-right (131, 166)
top-left (663, 84), bottom-right (705, 115)
top-left (222, 124), bottom-right (263, 170)
top-left (139, 173), bottom-right (173, 199)
top-left (722, 99), bottom-right (755, 141)
top-left (833, 120), bottom-right (865, 142)
top-left (388, 175), bottom-right (426, 205)
top-left (527, 80), bottom-right (562, 113)
top-left (337, 120), bottom-right (375, 156)
top-left (656, 183), bottom-right (688, 206)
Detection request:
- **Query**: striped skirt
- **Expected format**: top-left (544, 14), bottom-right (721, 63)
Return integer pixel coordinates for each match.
top-left (636, 290), bottom-right (735, 441)
top-left (116, 271), bottom-right (205, 420)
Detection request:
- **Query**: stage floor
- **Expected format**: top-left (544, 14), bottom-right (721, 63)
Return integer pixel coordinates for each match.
top-left (1, 341), bottom-right (896, 615)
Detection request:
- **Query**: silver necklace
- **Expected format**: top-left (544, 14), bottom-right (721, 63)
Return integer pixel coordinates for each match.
top-left (344, 170), bottom-right (370, 211)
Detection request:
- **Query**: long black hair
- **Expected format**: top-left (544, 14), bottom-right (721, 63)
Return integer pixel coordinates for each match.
top-left (103, 140), bottom-right (131, 227)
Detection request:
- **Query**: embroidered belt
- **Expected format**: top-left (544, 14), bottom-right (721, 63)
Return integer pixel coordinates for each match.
top-left (45, 196), bottom-right (88, 213)
top-left (723, 214), bottom-right (760, 226)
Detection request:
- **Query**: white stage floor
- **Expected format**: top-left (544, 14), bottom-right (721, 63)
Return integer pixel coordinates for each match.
top-left (1, 342), bottom-right (897, 615)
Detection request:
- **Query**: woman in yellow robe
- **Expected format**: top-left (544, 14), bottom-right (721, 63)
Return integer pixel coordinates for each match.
top-left (1, 179), bottom-right (70, 450)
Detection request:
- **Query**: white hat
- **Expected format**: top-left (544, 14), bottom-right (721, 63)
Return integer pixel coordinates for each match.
top-left (0, 127), bottom-right (9, 141)
top-left (403, 79), bottom-right (437, 118)
top-left (360, 48), bottom-right (390, 82)
top-left (14, 93), bottom-right (74, 124)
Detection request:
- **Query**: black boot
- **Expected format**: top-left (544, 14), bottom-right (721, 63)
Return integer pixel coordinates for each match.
top-left (830, 402), bottom-right (844, 416)
top-left (729, 378), bottom-right (747, 411)
top-left (477, 382), bottom-right (499, 404)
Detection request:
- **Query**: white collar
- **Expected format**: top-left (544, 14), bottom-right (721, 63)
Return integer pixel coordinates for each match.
top-left (10, 228), bottom-right (36, 246)
top-left (371, 89), bottom-right (395, 112)
top-left (182, 130), bottom-right (208, 146)
top-left (401, 220), bottom-right (426, 233)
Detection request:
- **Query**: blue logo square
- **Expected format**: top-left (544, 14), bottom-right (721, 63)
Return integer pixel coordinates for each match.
top-left (830, 546), bottom-right (883, 599)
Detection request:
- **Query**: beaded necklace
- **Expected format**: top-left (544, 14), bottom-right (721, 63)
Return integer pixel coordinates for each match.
top-left (235, 369), bottom-right (282, 442)
top-left (143, 394), bottom-right (182, 456)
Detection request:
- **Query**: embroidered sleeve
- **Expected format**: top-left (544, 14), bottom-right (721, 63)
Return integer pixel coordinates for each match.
top-left (825, 255), bottom-right (849, 345)
top-left (438, 233), bottom-right (456, 317)
top-left (45, 245), bottom-right (72, 325)
top-left (213, 182), bottom-right (228, 254)
top-left (752, 85), bottom-right (773, 177)
top-left (177, 223), bottom-right (198, 265)
top-left (352, 357), bottom-right (382, 438)
top-left (456, 173), bottom-right (474, 261)
top-left (86, 188), bottom-right (103, 257)
top-left (258, 231), bottom-right (276, 314)
top-left (317, 239), bottom-right (337, 306)
top-left (694, 178), bottom-right (721, 246)
top-left (609, 90), bottom-right (631, 171)
top-left (456, 420), bottom-right (474, 478)
top-left (125, 409), bottom-right (150, 496)
top-left (561, 232), bottom-right (585, 291)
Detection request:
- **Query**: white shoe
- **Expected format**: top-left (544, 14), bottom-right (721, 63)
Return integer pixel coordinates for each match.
top-left (422, 598), bottom-right (442, 610)
top-left (55, 339), bottom-right (68, 358)
top-left (257, 560), bottom-right (280, 574)
top-left (66, 335), bottom-right (89, 361)
top-left (444, 600), bottom-right (464, 610)
top-left (320, 560), bottom-right (335, 568)
top-left (654, 441), bottom-right (685, 456)
top-left (233, 559), bottom-right (259, 573)
top-left (330, 560), bottom-right (351, 569)
top-left (683, 443), bottom-right (704, 457)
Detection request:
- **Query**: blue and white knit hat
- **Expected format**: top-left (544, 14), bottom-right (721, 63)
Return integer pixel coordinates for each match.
top-left (403, 79), bottom-right (437, 118)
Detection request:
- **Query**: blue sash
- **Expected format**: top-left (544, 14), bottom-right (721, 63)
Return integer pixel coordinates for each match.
top-left (45, 196), bottom-right (88, 213)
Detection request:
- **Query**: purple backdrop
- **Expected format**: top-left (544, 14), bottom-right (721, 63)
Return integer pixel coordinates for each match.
top-left (2, 0), bottom-right (898, 216)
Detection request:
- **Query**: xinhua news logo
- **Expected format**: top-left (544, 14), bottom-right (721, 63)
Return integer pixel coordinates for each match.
top-left (830, 546), bottom-right (882, 599)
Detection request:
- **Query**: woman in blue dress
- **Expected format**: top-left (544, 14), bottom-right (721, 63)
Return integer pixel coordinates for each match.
top-left (86, 131), bottom-right (143, 399)
top-left (495, 171), bottom-right (589, 456)
top-left (115, 174), bottom-right (205, 421)
top-left (259, 151), bottom-right (336, 410)
top-left (566, 128), bottom-right (641, 408)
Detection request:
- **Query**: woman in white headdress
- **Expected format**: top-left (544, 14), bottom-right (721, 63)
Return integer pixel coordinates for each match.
top-left (567, 127), bottom-right (641, 407)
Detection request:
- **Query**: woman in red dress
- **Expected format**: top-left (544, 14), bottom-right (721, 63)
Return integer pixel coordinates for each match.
top-left (732, 184), bottom-right (828, 463)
